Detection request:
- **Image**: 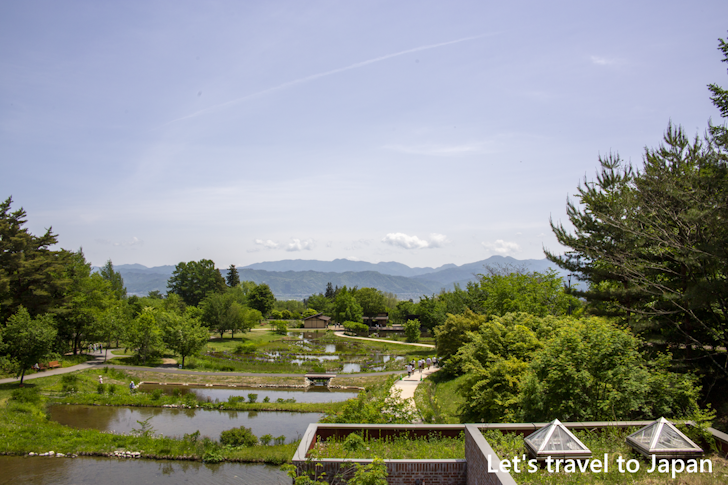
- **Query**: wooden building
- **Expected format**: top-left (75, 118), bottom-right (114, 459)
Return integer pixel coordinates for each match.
top-left (363, 312), bottom-right (389, 328)
top-left (303, 313), bottom-right (331, 329)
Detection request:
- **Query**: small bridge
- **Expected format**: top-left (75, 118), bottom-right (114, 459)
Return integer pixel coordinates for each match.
top-left (304, 373), bottom-right (337, 387)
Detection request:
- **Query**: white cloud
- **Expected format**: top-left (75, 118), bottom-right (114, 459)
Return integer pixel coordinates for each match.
top-left (95, 236), bottom-right (143, 247)
top-left (254, 239), bottom-right (279, 249)
top-left (482, 239), bottom-right (520, 255)
top-left (590, 55), bottom-right (618, 66)
top-left (383, 143), bottom-right (486, 157)
top-left (382, 232), bottom-right (448, 250)
top-left (286, 238), bottom-right (315, 252)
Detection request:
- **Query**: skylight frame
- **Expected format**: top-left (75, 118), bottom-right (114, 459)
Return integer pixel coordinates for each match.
top-left (524, 419), bottom-right (592, 460)
top-left (626, 417), bottom-right (703, 459)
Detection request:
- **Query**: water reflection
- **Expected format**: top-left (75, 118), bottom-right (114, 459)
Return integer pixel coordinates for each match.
top-left (139, 385), bottom-right (356, 403)
top-left (49, 405), bottom-right (320, 442)
top-left (0, 456), bottom-right (289, 485)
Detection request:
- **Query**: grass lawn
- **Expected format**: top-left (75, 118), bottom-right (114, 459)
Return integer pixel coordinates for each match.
top-left (311, 431), bottom-right (465, 460)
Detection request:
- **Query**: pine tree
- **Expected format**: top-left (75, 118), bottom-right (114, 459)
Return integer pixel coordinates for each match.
top-left (226, 264), bottom-right (240, 287)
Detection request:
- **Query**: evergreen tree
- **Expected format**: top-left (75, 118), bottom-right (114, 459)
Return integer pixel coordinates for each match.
top-left (0, 197), bottom-right (71, 324)
top-left (99, 259), bottom-right (127, 300)
top-left (226, 264), bottom-right (240, 287)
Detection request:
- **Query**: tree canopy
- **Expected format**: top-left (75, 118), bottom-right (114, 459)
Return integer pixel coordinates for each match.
top-left (167, 259), bottom-right (226, 307)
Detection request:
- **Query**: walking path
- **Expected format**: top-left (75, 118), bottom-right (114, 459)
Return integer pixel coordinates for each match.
top-left (333, 331), bottom-right (435, 348)
top-left (392, 364), bottom-right (439, 422)
top-left (0, 350), bottom-right (116, 385)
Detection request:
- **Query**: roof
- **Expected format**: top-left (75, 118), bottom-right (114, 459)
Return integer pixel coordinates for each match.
top-left (304, 313), bottom-right (331, 321)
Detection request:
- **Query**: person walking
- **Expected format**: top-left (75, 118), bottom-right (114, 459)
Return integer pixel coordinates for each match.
top-left (426, 357), bottom-right (432, 369)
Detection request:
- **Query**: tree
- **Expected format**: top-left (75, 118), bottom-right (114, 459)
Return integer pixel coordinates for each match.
top-left (415, 295), bottom-right (446, 331)
top-left (434, 310), bottom-right (486, 365)
top-left (305, 293), bottom-right (331, 315)
top-left (226, 264), bottom-right (240, 288)
top-left (3, 307), bottom-right (57, 384)
top-left (354, 288), bottom-right (387, 317)
top-left (0, 197), bottom-right (71, 324)
top-left (404, 319), bottom-right (421, 343)
top-left (247, 283), bottom-right (275, 316)
top-left (167, 259), bottom-right (226, 307)
top-left (55, 250), bottom-right (114, 355)
top-left (160, 311), bottom-right (209, 367)
top-left (519, 317), bottom-right (700, 422)
top-left (126, 308), bottom-right (163, 363)
top-left (99, 259), bottom-right (127, 300)
top-left (200, 292), bottom-right (244, 338)
top-left (333, 291), bottom-right (363, 324)
top-left (469, 266), bottom-right (581, 318)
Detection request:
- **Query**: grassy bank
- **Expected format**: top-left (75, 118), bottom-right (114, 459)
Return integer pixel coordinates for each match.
top-left (413, 373), bottom-right (466, 424)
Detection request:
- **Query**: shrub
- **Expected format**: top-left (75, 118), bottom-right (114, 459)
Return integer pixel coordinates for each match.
top-left (107, 384), bottom-right (117, 395)
top-left (260, 434), bottom-right (273, 446)
top-left (404, 319), bottom-right (421, 343)
top-left (151, 388), bottom-right (163, 400)
top-left (247, 393), bottom-right (258, 403)
top-left (220, 426), bottom-right (258, 447)
top-left (274, 435), bottom-right (286, 445)
top-left (263, 396), bottom-right (270, 403)
top-left (271, 320), bottom-right (288, 335)
top-left (11, 387), bottom-right (41, 404)
top-left (343, 433), bottom-right (365, 452)
top-left (343, 321), bottom-right (368, 333)
top-left (233, 342), bottom-right (257, 354)
top-left (97, 383), bottom-right (106, 394)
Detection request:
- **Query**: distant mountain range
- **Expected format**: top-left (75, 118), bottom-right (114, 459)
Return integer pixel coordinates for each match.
top-left (109, 256), bottom-right (568, 300)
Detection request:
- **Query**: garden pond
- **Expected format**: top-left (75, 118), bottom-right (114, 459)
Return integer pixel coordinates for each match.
top-left (0, 455), bottom-right (289, 485)
top-left (48, 405), bottom-right (321, 442)
top-left (137, 384), bottom-right (359, 403)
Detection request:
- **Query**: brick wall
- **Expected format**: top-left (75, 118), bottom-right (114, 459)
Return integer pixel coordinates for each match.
top-left (464, 425), bottom-right (517, 485)
top-left (296, 459), bottom-right (466, 485)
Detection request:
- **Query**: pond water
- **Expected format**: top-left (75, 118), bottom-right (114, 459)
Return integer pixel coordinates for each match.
top-left (138, 384), bottom-right (357, 403)
top-left (0, 456), bottom-right (289, 485)
top-left (49, 405), bottom-right (321, 442)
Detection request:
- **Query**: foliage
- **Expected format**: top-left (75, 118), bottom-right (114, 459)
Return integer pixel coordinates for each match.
top-left (469, 266), bottom-right (581, 317)
top-left (160, 310), bottom-right (209, 367)
top-left (271, 320), bottom-right (288, 335)
top-left (125, 308), bottom-right (164, 363)
top-left (354, 287), bottom-right (387, 317)
top-left (226, 264), bottom-right (240, 287)
top-left (316, 433), bottom-right (464, 460)
top-left (200, 291), bottom-right (246, 338)
top-left (434, 310), bottom-right (485, 365)
top-left (519, 317), bottom-right (700, 422)
top-left (220, 426), bottom-right (258, 447)
top-left (415, 295), bottom-right (446, 331)
top-left (305, 293), bottom-right (331, 315)
top-left (333, 290), bottom-right (363, 324)
top-left (321, 377), bottom-right (416, 424)
top-left (247, 283), bottom-right (276, 316)
top-left (167, 259), bottom-right (226, 307)
top-left (349, 457), bottom-right (388, 485)
top-left (99, 259), bottom-right (127, 300)
top-left (3, 307), bottom-right (57, 383)
top-left (403, 319), bottom-right (420, 343)
top-left (343, 321), bottom-right (368, 333)
top-left (0, 196), bottom-right (71, 324)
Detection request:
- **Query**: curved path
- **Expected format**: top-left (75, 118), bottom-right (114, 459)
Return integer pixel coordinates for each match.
top-left (333, 331), bottom-right (435, 348)
top-left (0, 349), bottom-right (407, 384)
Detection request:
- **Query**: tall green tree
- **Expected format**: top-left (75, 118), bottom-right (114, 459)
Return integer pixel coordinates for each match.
top-left (354, 287), bottom-right (387, 317)
top-left (3, 307), bottom-right (57, 384)
top-left (99, 259), bottom-right (127, 300)
top-left (160, 311), bottom-right (209, 367)
top-left (167, 259), bottom-right (226, 307)
top-left (333, 290), bottom-right (363, 324)
top-left (226, 264), bottom-right (240, 288)
top-left (126, 308), bottom-right (163, 363)
top-left (247, 283), bottom-right (275, 316)
top-left (0, 197), bottom-right (71, 324)
top-left (200, 292), bottom-right (245, 338)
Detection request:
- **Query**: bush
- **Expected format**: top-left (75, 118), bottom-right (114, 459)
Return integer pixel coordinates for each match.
top-left (151, 388), bottom-right (163, 400)
top-left (247, 393), bottom-right (258, 403)
top-left (343, 321), bottom-right (368, 333)
top-left (11, 387), bottom-right (41, 404)
top-left (263, 396), bottom-right (270, 403)
top-left (271, 320), bottom-right (288, 335)
top-left (107, 384), bottom-right (116, 395)
top-left (274, 435), bottom-right (286, 445)
top-left (404, 319), bottom-right (421, 343)
top-left (233, 342), bottom-right (257, 354)
top-left (260, 434), bottom-right (273, 446)
top-left (97, 383), bottom-right (106, 394)
top-left (343, 433), bottom-right (365, 452)
top-left (220, 426), bottom-right (258, 447)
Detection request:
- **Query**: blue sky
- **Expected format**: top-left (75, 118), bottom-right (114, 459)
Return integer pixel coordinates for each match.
top-left (2, 1), bottom-right (727, 269)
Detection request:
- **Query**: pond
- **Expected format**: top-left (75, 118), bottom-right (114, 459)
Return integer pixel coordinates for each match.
top-left (49, 405), bottom-right (321, 442)
top-left (138, 384), bottom-right (358, 403)
top-left (0, 455), bottom-right (289, 485)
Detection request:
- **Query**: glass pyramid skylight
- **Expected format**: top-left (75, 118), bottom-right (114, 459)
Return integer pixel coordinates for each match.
top-left (524, 419), bottom-right (592, 460)
top-left (626, 418), bottom-right (703, 458)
